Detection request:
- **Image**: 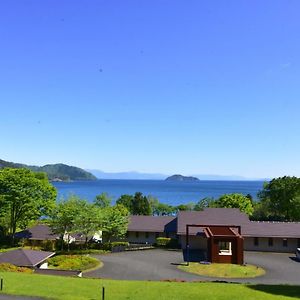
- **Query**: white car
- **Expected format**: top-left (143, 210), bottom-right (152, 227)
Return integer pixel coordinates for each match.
top-left (296, 248), bottom-right (300, 260)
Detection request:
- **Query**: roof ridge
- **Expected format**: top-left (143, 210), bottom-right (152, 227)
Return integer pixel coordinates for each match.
top-left (16, 249), bottom-right (34, 266)
top-left (250, 220), bottom-right (300, 224)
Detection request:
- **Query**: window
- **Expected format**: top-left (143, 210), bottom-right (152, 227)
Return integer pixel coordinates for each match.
top-left (298, 238), bottom-right (300, 248)
top-left (268, 238), bottom-right (273, 247)
top-left (283, 239), bottom-right (288, 247)
top-left (254, 237), bottom-right (259, 246)
top-left (135, 232), bottom-right (139, 238)
top-left (219, 241), bottom-right (232, 255)
top-left (125, 231), bottom-right (129, 238)
top-left (155, 232), bottom-right (159, 238)
top-left (145, 232), bottom-right (149, 239)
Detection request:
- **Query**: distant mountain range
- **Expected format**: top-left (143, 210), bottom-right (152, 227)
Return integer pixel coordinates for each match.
top-left (86, 169), bottom-right (166, 180)
top-left (0, 159), bottom-right (96, 181)
top-left (87, 169), bottom-right (268, 181)
top-left (0, 158), bottom-right (268, 181)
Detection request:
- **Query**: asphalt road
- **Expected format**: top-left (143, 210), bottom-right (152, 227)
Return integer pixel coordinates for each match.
top-left (85, 249), bottom-right (300, 285)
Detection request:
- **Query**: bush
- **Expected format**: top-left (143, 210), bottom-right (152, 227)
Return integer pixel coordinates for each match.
top-left (0, 263), bottom-right (33, 273)
top-left (156, 237), bottom-right (171, 247)
top-left (111, 242), bottom-right (129, 248)
top-left (56, 249), bottom-right (109, 255)
top-left (101, 241), bottom-right (129, 251)
top-left (167, 238), bottom-right (179, 248)
top-left (41, 240), bottom-right (55, 251)
top-left (155, 237), bottom-right (179, 248)
top-left (48, 255), bottom-right (100, 271)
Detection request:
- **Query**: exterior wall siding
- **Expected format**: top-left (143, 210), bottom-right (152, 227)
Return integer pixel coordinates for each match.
top-left (179, 235), bottom-right (207, 250)
top-left (180, 235), bottom-right (299, 253)
top-left (126, 231), bottom-right (177, 244)
top-left (244, 237), bottom-right (298, 253)
top-left (126, 231), bottom-right (161, 244)
top-left (126, 231), bottom-right (299, 253)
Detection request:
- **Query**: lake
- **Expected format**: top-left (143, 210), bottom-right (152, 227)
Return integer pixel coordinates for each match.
top-left (52, 179), bottom-right (265, 206)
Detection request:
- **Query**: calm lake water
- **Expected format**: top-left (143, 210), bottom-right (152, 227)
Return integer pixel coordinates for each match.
top-left (52, 180), bottom-right (265, 206)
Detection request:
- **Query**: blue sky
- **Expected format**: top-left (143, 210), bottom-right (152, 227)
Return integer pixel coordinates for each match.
top-left (1, 0), bottom-right (299, 178)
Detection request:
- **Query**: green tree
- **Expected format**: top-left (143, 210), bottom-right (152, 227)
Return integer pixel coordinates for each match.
top-left (258, 176), bottom-right (300, 221)
top-left (94, 192), bottom-right (112, 208)
top-left (102, 204), bottom-right (129, 242)
top-left (194, 197), bottom-right (215, 211)
top-left (214, 193), bottom-right (254, 216)
top-left (251, 200), bottom-right (272, 221)
top-left (131, 192), bottom-right (152, 215)
top-left (76, 203), bottom-right (103, 248)
top-left (148, 196), bottom-right (175, 216)
top-left (116, 194), bottom-right (133, 211)
top-left (176, 202), bottom-right (195, 211)
top-left (0, 168), bottom-right (57, 243)
top-left (50, 195), bottom-right (87, 250)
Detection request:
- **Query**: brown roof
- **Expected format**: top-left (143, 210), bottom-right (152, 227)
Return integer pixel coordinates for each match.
top-left (0, 249), bottom-right (55, 267)
top-left (128, 215), bottom-right (176, 233)
top-left (177, 208), bottom-right (249, 235)
top-left (243, 221), bottom-right (300, 238)
top-left (15, 224), bottom-right (59, 241)
top-left (208, 226), bottom-right (238, 236)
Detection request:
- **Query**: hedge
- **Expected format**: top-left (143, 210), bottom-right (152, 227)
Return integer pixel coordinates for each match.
top-left (156, 237), bottom-right (179, 248)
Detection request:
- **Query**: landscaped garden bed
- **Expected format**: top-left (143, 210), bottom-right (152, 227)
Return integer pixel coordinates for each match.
top-left (178, 263), bottom-right (265, 278)
top-left (48, 255), bottom-right (101, 271)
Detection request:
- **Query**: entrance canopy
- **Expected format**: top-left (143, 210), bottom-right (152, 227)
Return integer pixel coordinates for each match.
top-left (186, 224), bottom-right (244, 264)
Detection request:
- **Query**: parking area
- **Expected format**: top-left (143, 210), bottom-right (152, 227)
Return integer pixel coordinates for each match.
top-left (85, 249), bottom-right (300, 285)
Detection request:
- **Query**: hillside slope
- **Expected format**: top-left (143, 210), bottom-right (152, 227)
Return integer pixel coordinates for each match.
top-left (0, 159), bottom-right (96, 181)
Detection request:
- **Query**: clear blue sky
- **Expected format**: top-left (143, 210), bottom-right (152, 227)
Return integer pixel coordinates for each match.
top-left (1, 0), bottom-right (299, 178)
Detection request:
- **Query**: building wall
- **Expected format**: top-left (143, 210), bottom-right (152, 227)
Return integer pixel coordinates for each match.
top-left (179, 235), bottom-right (207, 250)
top-left (126, 231), bottom-right (177, 244)
top-left (127, 231), bottom-right (300, 253)
top-left (244, 237), bottom-right (299, 252)
top-left (39, 262), bottom-right (48, 269)
top-left (126, 231), bottom-right (161, 244)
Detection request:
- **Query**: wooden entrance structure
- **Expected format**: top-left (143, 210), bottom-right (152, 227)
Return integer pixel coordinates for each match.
top-left (186, 224), bottom-right (244, 264)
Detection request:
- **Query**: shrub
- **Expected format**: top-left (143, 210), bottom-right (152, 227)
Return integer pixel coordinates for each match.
top-left (100, 241), bottom-right (129, 251)
top-left (0, 263), bottom-right (33, 273)
top-left (156, 237), bottom-right (171, 247)
top-left (168, 238), bottom-right (179, 248)
top-left (111, 242), bottom-right (129, 248)
top-left (41, 240), bottom-right (55, 251)
top-left (156, 237), bottom-right (179, 248)
top-left (56, 249), bottom-right (109, 255)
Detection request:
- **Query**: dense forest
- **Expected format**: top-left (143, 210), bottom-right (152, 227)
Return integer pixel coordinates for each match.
top-left (0, 159), bottom-right (96, 181)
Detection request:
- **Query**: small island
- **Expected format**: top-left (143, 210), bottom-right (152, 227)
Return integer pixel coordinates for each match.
top-left (165, 174), bottom-right (200, 182)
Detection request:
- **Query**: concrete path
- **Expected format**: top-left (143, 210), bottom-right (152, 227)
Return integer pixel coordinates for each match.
top-left (85, 249), bottom-right (300, 285)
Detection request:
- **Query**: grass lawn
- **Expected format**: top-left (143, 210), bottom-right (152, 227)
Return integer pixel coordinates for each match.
top-left (0, 272), bottom-right (299, 300)
top-left (178, 263), bottom-right (265, 278)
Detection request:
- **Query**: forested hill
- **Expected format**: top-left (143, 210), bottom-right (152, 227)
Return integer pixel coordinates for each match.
top-left (0, 159), bottom-right (97, 181)
top-left (165, 174), bottom-right (200, 182)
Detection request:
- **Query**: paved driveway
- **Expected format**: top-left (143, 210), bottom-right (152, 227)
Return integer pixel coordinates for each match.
top-left (85, 249), bottom-right (300, 285)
